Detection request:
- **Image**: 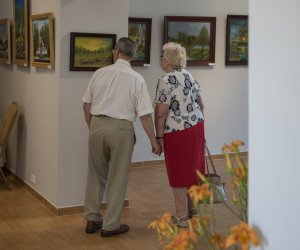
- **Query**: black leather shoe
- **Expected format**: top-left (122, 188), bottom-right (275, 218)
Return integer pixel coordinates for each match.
top-left (86, 221), bottom-right (103, 234)
top-left (101, 224), bottom-right (129, 237)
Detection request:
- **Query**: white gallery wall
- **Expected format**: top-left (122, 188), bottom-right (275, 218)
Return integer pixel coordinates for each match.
top-left (130, 0), bottom-right (249, 161)
top-left (57, 0), bottom-right (129, 207)
top-left (249, 0), bottom-right (300, 249)
top-left (0, 0), bottom-right (61, 206)
top-left (0, 0), bottom-right (248, 208)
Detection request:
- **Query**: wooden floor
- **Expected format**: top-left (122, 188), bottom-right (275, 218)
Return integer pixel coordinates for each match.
top-left (0, 158), bottom-right (240, 250)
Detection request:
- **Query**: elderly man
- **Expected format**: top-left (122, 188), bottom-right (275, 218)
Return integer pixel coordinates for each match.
top-left (82, 37), bottom-right (161, 237)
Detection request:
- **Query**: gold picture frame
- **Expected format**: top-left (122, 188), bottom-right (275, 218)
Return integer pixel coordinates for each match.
top-left (30, 12), bottom-right (54, 69)
top-left (0, 19), bottom-right (12, 65)
top-left (13, 0), bottom-right (29, 66)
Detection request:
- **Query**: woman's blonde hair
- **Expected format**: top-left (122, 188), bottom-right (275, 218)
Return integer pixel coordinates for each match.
top-left (162, 42), bottom-right (187, 70)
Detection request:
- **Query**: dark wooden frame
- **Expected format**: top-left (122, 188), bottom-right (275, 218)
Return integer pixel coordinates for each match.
top-left (30, 12), bottom-right (54, 69)
top-left (69, 32), bottom-right (116, 71)
top-left (163, 16), bottom-right (216, 66)
top-left (0, 19), bottom-right (12, 65)
top-left (13, 0), bottom-right (29, 66)
top-left (225, 15), bottom-right (248, 66)
top-left (128, 17), bottom-right (152, 66)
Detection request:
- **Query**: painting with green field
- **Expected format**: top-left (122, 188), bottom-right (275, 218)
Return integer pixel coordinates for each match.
top-left (70, 33), bottom-right (116, 71)
top-left (164, 16), bottom-right (216, 66)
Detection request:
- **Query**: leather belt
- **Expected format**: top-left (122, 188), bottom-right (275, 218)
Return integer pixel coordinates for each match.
top-left (94, 114), bottom-right (109, 118)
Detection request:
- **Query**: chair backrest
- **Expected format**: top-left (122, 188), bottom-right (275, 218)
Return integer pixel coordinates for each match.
top-left (0, 102), bottom-right (19, 146)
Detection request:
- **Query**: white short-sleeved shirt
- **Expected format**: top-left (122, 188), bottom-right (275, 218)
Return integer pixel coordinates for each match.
top-left (154, 69), bottom-right (204, 133)
top-left (82, 59), bottom-right (153, 122)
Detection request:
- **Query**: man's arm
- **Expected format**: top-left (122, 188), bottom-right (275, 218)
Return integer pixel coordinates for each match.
top-left (83, 102), bottom-right (92, 129)
top-left (139, 114), bottom-right (161, 155)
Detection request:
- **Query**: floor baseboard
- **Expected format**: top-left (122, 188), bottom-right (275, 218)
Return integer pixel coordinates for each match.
top-left (5, 167), bottom-right (129, 216)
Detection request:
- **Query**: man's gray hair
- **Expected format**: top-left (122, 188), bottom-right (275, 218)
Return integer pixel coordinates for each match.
top-left (117, 37), bottom-right (136, 58)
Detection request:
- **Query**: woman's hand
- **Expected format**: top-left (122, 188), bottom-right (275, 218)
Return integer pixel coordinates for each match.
top-left (157, 138), bottom-right (164, 154)
top-left (151, 139), bottom-right (162, 156)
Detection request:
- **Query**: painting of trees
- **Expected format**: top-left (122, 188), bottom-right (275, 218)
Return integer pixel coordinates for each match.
top-left (164, 16), bottom-right (216, 66)
top-left (32, 19), bottom-right (50, 62)
top-left (128, 18), bottom-right (152, 66)
top-left (30, 13), bottom-right (54, 68)
top-left (226, 15), bottom-right (248, 65)
top-left (0, 19), bottom-right (11, 64)
top-left (14, 0), bottom-right (29, 65)
top-left (70, 33), bottom-right (116, 71)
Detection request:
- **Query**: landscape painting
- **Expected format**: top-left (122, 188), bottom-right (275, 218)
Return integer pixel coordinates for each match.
top-left (30, 13), bottom-right (54, 68)
top-left (164, 16), bottom-right (216, 66)
top-left (14, 0), bottom-right (29, 66)
top-left (226, 15), bottom-right (248, 65)
top-left (128, 18), bottom-right (151, 66)
top-left (70, 32), bottom-right (116, 71)
top-left (0, 19), bottom-right (11, 64)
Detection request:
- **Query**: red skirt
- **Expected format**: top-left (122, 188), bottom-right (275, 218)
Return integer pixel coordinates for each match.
top-left (163, 122), bottom-right (205, 187)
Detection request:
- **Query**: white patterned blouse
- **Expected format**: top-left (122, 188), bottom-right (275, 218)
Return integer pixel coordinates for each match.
top-left (154, 69), bottom-right (204, 134)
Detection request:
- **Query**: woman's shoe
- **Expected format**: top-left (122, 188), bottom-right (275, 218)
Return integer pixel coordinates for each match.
top-left (188, 209), bottom-right (200, 218)
top-left (170, 215), bottom-right (189, 228)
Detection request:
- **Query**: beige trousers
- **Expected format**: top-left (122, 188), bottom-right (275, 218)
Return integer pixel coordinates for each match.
top-left (84, 116), bottom-right (134, 231)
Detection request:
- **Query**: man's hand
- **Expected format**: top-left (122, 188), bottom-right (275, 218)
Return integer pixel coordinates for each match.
top-left (83, 102), bottom-right (92, 129)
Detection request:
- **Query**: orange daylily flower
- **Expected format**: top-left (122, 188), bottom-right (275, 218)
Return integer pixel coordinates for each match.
top-left (148, 213), bottom-right (173, 232)
top-left (188, 184), bottom-right (212, 202)
top-left (222, 140), bottom-right (245, 153)
top-left (189, 216), bottom-right (211, 232)
top-left (209, 233), bottom-right (226, 249)
top-left (235, 166), bottom-right (247, 180)
top-left (164, 230), bottom-right (197, 250)
top-left (232, 139), bottom-right (245, 147)
top-left (225, 221), bottom-right (260, 250)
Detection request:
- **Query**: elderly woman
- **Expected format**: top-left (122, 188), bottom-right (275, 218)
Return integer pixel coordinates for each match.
top-left (154, 42), bottom-right (205, 227)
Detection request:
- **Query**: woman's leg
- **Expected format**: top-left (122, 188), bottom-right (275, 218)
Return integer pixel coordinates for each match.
top-left (172, 187), bottom-right (188, 217)
top-left (187, 193), bottom-right (196, 211)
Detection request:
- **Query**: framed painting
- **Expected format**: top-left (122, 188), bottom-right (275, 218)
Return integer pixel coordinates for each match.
top-left (164, 16), bottom-right (216, 66)
top-left (128, 17), bottom-right (152, 66)
top-left (0, 19), bottom-right (11, 64)
top-left (225, 15), bottom-right (248, 66)
top-left (30, 13), bottom-right (54, 69)
top-left (13, 0), bottom-right (29, 66)
top-left (69, 32), bottom-right (116, 71)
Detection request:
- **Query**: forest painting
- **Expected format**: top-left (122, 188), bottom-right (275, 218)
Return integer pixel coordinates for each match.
top-left (30, 13), bottom-right (54, 68)
top-left (0, 19), bottom-right (11, 64)
top-left (14, 0), bottom-right (28, 65)
top-left (32, 18), bottom-right (50, 62)
top-left (128, 18), bottom-right (151, 66)
top-left (70, 32), bottom-right (116, 71)
top-left (164, 16), bottom-right (216, 66)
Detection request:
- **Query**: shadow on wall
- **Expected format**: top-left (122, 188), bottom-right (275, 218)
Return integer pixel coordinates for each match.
top-left (15, 113), bottom-right (27, 179)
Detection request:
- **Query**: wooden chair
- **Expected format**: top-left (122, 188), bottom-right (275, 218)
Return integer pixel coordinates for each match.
top-left (0, 102), bottom-right (19, 190)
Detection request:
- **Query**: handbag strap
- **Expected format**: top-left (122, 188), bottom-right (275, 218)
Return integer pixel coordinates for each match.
top-left (205, 142), bottom-right (218, 175)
